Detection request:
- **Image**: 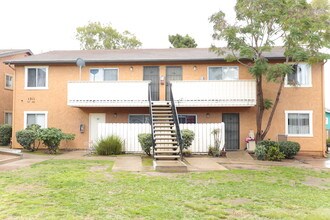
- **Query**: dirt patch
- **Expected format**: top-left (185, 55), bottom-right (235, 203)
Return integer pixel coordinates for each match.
top-left (303, 177), bottom-right (330, 189)
top-left (224, 198), bottom-right (252, 206)
top-left (6, 184), bottom-right (39, 193)
top-left (222, 163), bottom-right (269, 171)
top-left (90, 165), bottom-right (109, 172)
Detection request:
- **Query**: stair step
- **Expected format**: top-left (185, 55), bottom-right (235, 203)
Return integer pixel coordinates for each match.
top-left (155, 141), bottom-right (178, 145)
top-left (155, 149), bottom-right (180, 154)
top-left (155, 145), bottom-right (178, 149)
top-left (154, 137), bottom-right (177, 140)
top-left (154, 155), bottom-right (180, 159)
top-left (153, 125), bottom-right (174, 128)
top-left (154, 133), bottom-right (176, 136)
top-left (153, 114), bottom-right (173, 117)
top-left (153, 122), bottom-right (174, 125)
top-left (152, 107), bottom-right (171, 110)
top-left (153, 118), bottom-right (174, 121)
top-left (152, 110), bottom-right (172, 113)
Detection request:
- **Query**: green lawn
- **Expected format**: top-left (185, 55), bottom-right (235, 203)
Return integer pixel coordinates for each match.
top-left (0, 159), bottom-right (329, 219)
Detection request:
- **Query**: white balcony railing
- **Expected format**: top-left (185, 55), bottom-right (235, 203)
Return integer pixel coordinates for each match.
top-left (67, 81), bottom-right (149, 107)
top-left (171, 80), bottom-right (256, 107)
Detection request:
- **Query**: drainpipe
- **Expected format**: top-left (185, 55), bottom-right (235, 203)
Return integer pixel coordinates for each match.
top-left (321, 61), bottom-right (327, 157)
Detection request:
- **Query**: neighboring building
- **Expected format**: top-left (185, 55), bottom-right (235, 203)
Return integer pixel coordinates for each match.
top-left (5, 48), bottom-right (327, 156)
top-left (0, 49), bottom-right (32, 125)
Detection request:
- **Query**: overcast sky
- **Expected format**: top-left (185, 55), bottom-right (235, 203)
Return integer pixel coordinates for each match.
top-left (0, 0), bottom-right (328, 107)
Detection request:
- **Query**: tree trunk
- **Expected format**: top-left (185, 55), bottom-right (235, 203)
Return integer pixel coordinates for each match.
top-left (261, 77), bottom-right (285, 140)
top-left (255, 75), bottom-right (264, 142)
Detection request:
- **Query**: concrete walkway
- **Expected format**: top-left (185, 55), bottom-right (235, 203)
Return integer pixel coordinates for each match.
top-left (0, 150), bottom-right (329, 172)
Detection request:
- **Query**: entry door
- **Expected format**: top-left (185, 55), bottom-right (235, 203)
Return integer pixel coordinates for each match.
top-left (222, 113), bottom-right (240, 151)
top-left (166, 66), bottom-right (182, 100)
top-left (143, 66), bottom-right (160, 101)
top-left (89, 113), bottom-right (106, 145)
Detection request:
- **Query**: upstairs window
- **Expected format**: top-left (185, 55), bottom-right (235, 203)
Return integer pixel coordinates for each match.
top-left (285, 63), bottom-right (312, 87)
top-left (89, 68), bottom-right (118, 81)
top-left (25, 67), bottom-right (48, 89)
top-left (5, 74), bottom-right (13, 89)
top-left (208, 66), bottom-right (239, 80)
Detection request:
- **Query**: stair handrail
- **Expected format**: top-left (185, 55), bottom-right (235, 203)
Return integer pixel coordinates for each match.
top-left (169, 82), bottom-right (183, 159)
top-left (148, 83), bottom-right (156, 157)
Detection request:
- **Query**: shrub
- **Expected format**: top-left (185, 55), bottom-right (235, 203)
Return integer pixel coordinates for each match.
top-left (326, 138), bottom-right (330, 147)
top-left (266, 146), bottom-right (285, 161)
top-left (94, 135), bottom-right (123, 155)
top-left (182, 149), bottom-right (192, 157)
top-left (181, 129), bottom-right (195, 149)
top-left (257, 140), bottom-right (278, 150)
top-left (0, 124), bottom-right (12, 146)
top-left (208, 146), bottom-right (220, 157)
top-left (278, 141), bottom-right (300, 159)
top-left (255, 145), bottom-right (268, 160)
top-left (138, 133), bottom-right (152, 156)
top-left (16, 129), bottom-right (39, 151)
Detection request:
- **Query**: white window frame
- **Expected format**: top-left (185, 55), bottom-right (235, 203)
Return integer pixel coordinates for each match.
top-left (207, 66), bottom-right (239, 80)
top-left (4, 111), bottom-right (12, 125)
top-left (285, 110), bottom-right (313, 137)
top-left (24, 111), bottom-right (48, 128)
top-left (25, 66), bottom-right (49, 90)
top-left (5, 74), bottom-right (13, 90)
top-left (178, 114), bottom-right (197, 124)
top-left (89, 68), bottom-right (119, 81)
top-left (128, 114), bottom-right (150, 123)
top-left (284, 63), bottom-right (312, 88)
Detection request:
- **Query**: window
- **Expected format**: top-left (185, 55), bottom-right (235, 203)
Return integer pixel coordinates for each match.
top-left (4, 112), bottom-right (12, 125)
top-left (285, 63), bottom-right (312, 87)
top-left (178, 115), bottom-right (197, 124)
top-left (89, 68), bottom-right (118, 81)
top-left (25, 67), bottom-right (48, 89)
top-left (129, 115), bottom-right (150, 123)
top-left (24, 111), bottom-right (47, 128)
top-left (208, 66), bottom-right (239, 80)
top-left (5, 74), bottom-right (13, 89)
top-left (285, 111), bottom-right (313, 137)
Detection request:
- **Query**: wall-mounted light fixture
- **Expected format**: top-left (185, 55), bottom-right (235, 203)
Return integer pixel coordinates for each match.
top-left (206, 113), bottom-right (210, 118)
top-left (160, 75), bottom-right (165, 85)
top-left (129, 66), bottom-right (134, 71)
top-left (193, 65), bottom-right (197, 71)
top-left (113, 113), bottom-right (117, 118)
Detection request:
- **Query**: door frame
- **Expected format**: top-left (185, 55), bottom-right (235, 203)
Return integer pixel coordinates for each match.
top-left (165, 66), bottom-right (183, 100)
top-left (143, 66), bottom-right (160, 101)
top-left (222, 113), bottom-right (240, 151)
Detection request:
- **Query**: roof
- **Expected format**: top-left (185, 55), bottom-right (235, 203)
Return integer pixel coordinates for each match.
top-left (0, 49), bottom-right (32, 58)
top-left (4, 47), bottom-right (286, 65)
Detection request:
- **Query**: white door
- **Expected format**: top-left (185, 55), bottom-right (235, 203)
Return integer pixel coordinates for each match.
top-left (89, 113), bottom-right (106, 146)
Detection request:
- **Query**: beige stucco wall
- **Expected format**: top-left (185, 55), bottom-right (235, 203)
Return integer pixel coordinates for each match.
top-left (11, 61), bottom-right (326, 155)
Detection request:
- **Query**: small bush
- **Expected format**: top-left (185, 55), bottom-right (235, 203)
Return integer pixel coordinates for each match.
top-left (39, 128), bottom-right (65, 154)
top-left (257, 140), bottom-right (278, 150)
top-left (94, 135), bottom-right (123, 155)
top-left (326, 138), bottom-right (330, 147)
top-left (266, 146), bottom-right (285, 161)
top-left (278, 141), bottom-right (300, 159)
top-left (138, 133), bottom-right (152, 156)
top-left (255, 145), bottom-right (268, 160)
top-left (0, 124), bottom-right (12, 146)
top-left (181, 129), bottom-right (195, 149)
top-left (182, 149), bottom-right (192, 157)
top-left (16, 129), bottom-right (39, 151)
top-left (208, 146), bottom-right (220, 157)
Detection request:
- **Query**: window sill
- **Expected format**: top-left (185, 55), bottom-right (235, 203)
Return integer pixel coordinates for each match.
top-left (286, 134), bottom-right (313, 138)
top-left (284, 84), bottom-right (312, 88)
top-left (24, 87), bottom-right (48, 90)
top-left (4, 87), bottom-right (13, 91)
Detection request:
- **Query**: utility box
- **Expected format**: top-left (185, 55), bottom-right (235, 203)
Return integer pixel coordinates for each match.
top-left (246, 130), bottom-right (256, 153)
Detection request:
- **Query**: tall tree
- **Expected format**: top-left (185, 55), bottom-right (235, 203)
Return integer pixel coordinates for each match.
top-left (76, 22), bottom-right (142, 50)
top-left (169, 34), bottom-right (197, 48)
top-left (210, 0), bottom-right (330, 141)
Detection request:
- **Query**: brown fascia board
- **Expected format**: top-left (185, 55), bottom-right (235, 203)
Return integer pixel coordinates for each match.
top-left (5, 57), bottom-right (286, 65)
top-left (0, 49), bottom-right (33, 58)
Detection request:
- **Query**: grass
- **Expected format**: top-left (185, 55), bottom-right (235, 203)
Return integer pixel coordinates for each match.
top-left (0, 159), bottom-right (329, 219)
top-left (141, 156), bottom-right (153, 166)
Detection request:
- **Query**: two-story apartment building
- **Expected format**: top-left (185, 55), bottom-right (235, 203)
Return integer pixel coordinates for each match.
top-left (5, 48), bottom-right (326, 156)
top-left (0, 49), bottom-right (32, 125)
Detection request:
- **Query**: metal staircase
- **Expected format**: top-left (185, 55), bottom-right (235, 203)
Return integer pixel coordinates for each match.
top-left (148, 83), bottom-right (183, 161)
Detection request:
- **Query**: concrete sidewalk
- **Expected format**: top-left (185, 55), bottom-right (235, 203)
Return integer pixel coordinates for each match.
top-left (0, 150), bottom-right (329, 172)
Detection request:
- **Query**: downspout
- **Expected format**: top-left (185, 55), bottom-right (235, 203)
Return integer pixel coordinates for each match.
top-left (6, 63), bottom-right (16, 148)
top-left (321, 61), bottom-right (327, 157)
